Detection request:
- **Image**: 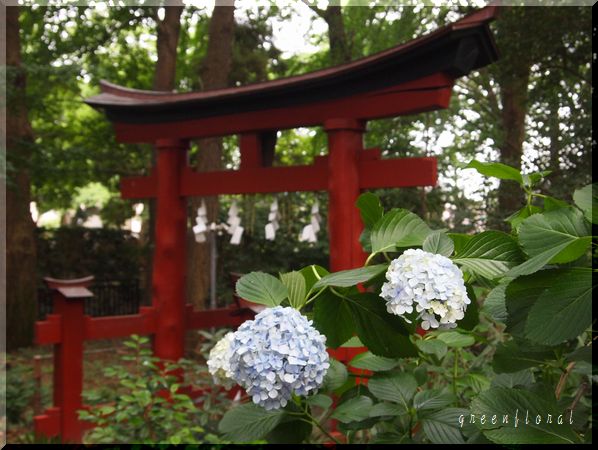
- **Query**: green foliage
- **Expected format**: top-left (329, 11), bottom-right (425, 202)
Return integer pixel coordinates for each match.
top-left (225, 164), bottom-right (591, 444)
top-left (423, 231), bottom-right (454, 257)
top-left (370, 208), bottom-right (432, 253)
top-left (36, 226), bottom-right (145, 282)
top-left (3, 363), bottom-right (35, 425)
top-left (218, 403), bottom-right (285, 442)
top-left (451, 231), bottom-right (524, 280)
top-left (470, 388), bottom-right (581, 444)
top-left (79, 335), bottom-right (226, 445)
top-left (235, 272), bottom-right (288, 308)
top-left (312, 265), bottom-right (386, 289)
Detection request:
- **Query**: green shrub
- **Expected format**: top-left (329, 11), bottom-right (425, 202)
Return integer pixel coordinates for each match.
top-left (79, 335), bottom-right (227, 445)
top-left (3, 363), bottom-right (35, 425)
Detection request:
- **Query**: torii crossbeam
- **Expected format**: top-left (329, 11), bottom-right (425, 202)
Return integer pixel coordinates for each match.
top-left (85, 6), bottom-right (499, 363)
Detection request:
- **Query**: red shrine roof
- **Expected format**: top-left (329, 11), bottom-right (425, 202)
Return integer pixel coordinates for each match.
top-left (85, 6), bottom-right (498, 141)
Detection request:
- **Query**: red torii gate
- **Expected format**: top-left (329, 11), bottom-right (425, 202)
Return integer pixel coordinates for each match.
top-left (85, 6), bottom-right (497, 363)
top-left (34, 6), bottom-right (498, 442)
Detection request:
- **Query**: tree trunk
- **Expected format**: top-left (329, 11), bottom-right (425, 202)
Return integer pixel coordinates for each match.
top-left (142, 4), bottom-right (184, 306)
top-left (5, 5), bottom-right (38, 350)
top-left (323, 6), bottom-right (351, 65)
top-left (153, 4), bottom-right (184, 91)
top-left (187, 3), bottom-right (235, 310)
top-left (306, 4), bottom-right (351, 65)
top-left (495, 65), bottom-right (530, 227)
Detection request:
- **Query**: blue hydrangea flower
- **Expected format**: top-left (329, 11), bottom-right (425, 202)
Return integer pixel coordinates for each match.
top-left (207, 332), bottom-right (236, 389)
top-left (380, 248), bottom-right (470, 330)
top-left (229, 306), bottom-right (330, 410)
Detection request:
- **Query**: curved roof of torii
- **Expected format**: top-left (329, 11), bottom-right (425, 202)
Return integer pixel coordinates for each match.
top-left (85, 6), bottom-right (499, 142)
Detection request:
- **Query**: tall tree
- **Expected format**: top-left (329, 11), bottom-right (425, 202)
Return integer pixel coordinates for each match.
top-left (153, 3), bottom-right (185, 91)
top-left (5, 5), bottom-right (38, 350)
top-left (304, 2), bottom-right (351, 64)
top-left (455, 6), bottom-right (592, 228)
top-left (187, 3), bottom-right (235, 309)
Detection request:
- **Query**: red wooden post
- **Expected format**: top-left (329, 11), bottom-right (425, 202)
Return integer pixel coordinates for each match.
top-left (152, 139), bottom-right (188, 361)
top-left (325, 118), bottom-right (368, 271)
top-left (43, 276), bottom-right (94, 443)
top-left (240, 133), bottom-right (263, 169)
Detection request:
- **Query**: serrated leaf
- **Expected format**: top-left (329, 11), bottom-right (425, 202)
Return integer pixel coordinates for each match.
top-left (236, 272), bottom-right (287, 307)
top-left (505, 205), bottom-right (541, 231)
top-left (564, 346), bottom-right (592, 363)
top-left (340, 336), bottom-right (363, 347)
top-left (543, 196), bottom-right (569, 212)
top-left (368, 373), bottom-right (417, 409)
top-left (492, 340), bottom-right (555, 373)
top-left (312, 289), bottom-right (355, 348)
top-left (504, 270), bottom-right (556, 337)
top-left (464, 160), bottom-right (523, 184)
top-left (369, 402), bottom-right (408, 417)
top-left (330, 396), bottom-right (373, 423)
top-left (423, 231), bottom-right (454, 256)
top-left (280, 271), bottom-right (307, 309)
top-left (300, 265), bottom-right (329, 293)
top-left (482, 281), bottom-right (509, 323)
top-left (416, 339), bottom-right (448, 359)
top-left (491, 370), bottom-right (534, 388)
top-left (524, 268), bottom-right (593, 345)
top-left (322, 358), bottom-right (348, 392)
top-left (313, 265), bottom-right (387, 289)
top-left (452, 231), bottom-right (524, 280)
top-left (413, 389), bottom-right (455, 410)
top-left (448, 233), bottom-right (472, 255)
top-left (266, 416), bottom-right (312, 445)
top-left (420, 408), bottom-right (468, 444)
top-left (470, 388), bottom-right (581, 444)
top-left (437, 331), bottom-right (475, 348)
top-left (356, 192), bottom-right (384, 228)
top-left (573, 183), bottom-right (597, 224)
top-left (306, 394), bottom-right (333, 410)
top-left (370, 208), bottom-right (432, 252)
top-left (345, 292), bottom-right (417, 358)
top-left (349, 351), bottom-right (400, 371)
top-left (517, 208), bottom-right (591, 265)
top-left (218, 403), bottom-right (286, 442)
top-left (505, 242), bottom-right (571, 278)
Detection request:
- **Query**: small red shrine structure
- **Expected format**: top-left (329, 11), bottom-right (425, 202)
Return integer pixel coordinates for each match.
top-left (34, 6), bottom-right (498, 442)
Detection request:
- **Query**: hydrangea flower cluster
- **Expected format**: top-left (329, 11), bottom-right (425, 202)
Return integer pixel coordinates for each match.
top-left (380, 248), bottom-right (470, 330)
top-left (228, 306), bottom-right (330, 410)
top-left (207, 331), bottom-right (236, 389)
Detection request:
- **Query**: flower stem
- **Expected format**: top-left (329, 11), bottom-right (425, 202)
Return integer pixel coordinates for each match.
top-left (452, 348), bottom-right (459, 402)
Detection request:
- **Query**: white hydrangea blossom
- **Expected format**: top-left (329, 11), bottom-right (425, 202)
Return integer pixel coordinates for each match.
top-left (380, 248), bottom-right (470, 330)
top-left (229, 306), bottom-right (330, 410)
top-left (207, 332), bottom-right (236, 389)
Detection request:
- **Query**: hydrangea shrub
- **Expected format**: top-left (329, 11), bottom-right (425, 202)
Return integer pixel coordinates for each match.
top-left (213, 162), bottom-right (593, 445)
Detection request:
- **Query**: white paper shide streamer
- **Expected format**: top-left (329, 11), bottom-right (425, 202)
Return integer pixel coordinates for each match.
top-left (192, 200), bottom-right (208, 243)
top-left (193, 200), bottom-right (243, 245)
top-left (299, 202), bottom-right (321, 243)
top-left (226, 201), bottom-right (244, 245)
top-left (265, 199), bottom-right (280, 241)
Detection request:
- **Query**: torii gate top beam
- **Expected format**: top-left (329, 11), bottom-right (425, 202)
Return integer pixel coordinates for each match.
top-left (85, 6), bottom-right (498, 143)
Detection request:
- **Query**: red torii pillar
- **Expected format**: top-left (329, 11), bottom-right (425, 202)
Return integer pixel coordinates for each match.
top-left (325, 118), bottom-right (368, 271)
top-left (152, 139), bottom-right (188, 361)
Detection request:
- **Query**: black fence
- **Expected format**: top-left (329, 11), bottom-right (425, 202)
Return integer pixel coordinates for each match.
top-left (37, 279), bottom-right (145, 320)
